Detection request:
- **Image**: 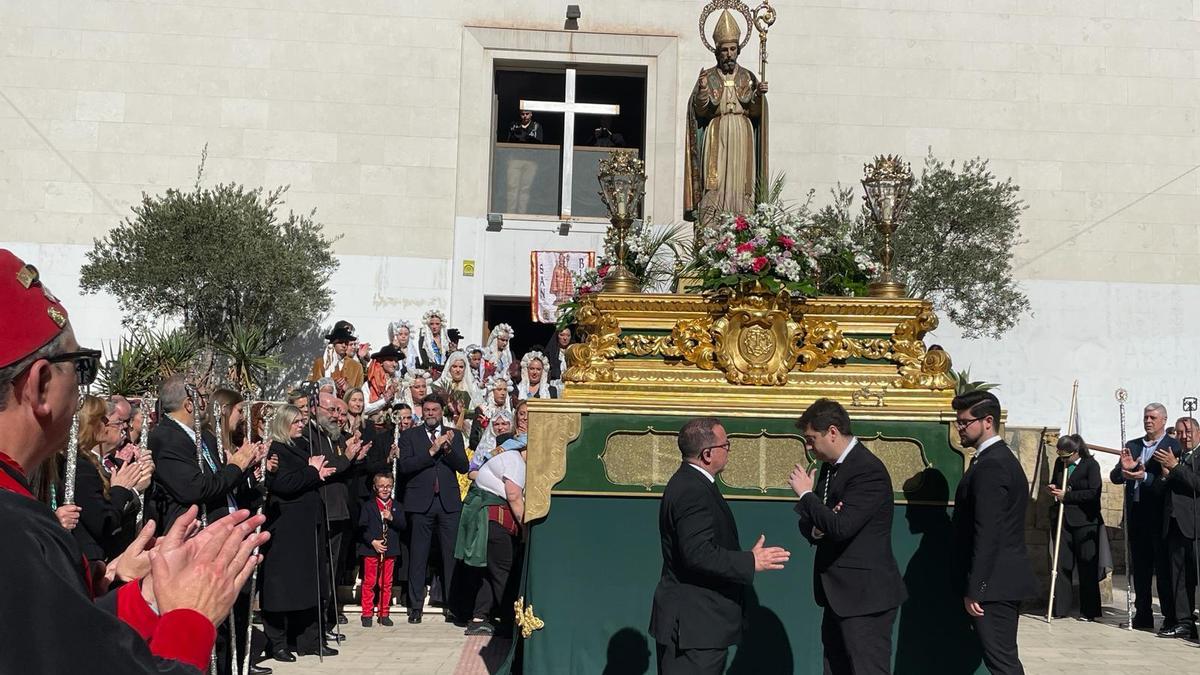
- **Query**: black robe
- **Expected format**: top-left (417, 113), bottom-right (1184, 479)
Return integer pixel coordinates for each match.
top-left (72, 454), bottom-right (140, 561)
top-left (260, 440), bottom-right (324, 612)
top-left (0, 474), bottom-right (204, 673)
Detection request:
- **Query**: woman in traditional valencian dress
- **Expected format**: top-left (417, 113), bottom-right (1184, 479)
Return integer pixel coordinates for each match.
top-left (484, 323), bottom-right (515, 382)
top-left (516, 351), bottom-right (558, 400)
top-left (388, 319), bottom-right (420, 375)
top-left (418, 310), bottom-right (449, 373)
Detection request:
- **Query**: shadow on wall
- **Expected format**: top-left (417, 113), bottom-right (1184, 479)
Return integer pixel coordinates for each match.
top-left (728, 585), bottom-right (793, 674)
top-left (894, 469), bottom-right (982, 675)
top-left (602, 627), bottom-right (652, 675)
top-left (267, 323), bottom-right (327, 398)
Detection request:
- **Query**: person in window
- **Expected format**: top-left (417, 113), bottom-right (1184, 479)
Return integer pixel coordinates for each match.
top-left (587, 116), bottom-right (625, 147)
top-left (506, 109), bottom-right (543, 143)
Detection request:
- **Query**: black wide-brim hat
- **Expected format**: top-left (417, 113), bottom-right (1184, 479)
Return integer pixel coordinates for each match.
top-left (325, 320), bottom-right (356, 342)
top-left (371, 344), bottom-right (404, 361)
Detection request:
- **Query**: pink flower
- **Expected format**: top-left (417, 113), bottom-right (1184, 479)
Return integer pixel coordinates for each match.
top-left (734, 216), bottom-right (749, 232)
top-left (736, 242), bottom-right (755, 254)
top-left (715, 238), bottom-right (730, 252)
top-left (751, 256), bottom-right (769, 273)
top-left (598, 264), bottom-right (610, 278)
top-left (777, 235), bottom-right (795, 249)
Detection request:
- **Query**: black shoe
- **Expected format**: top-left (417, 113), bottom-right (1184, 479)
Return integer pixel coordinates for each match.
top-left (250, 665), bottom-right (273, 675)
top-left (379, 616), bottom-right (394, 627)
top-left (465, 620), bottom-right (495, 636)
top-left (324, 630), bottom-right (345, 643)
top-left (337, 613), bottom-right (348, 625)
top-left (408, 610), bottom-right (422, 624)
top-left (361, 616), bottom-right (372, 627)
top-left (1077, 616), bottom-right (1098, 622)
top-left (1159, 624), bottom-right (1198, 639)
top-left (270, 649), bottom-right (295, 663)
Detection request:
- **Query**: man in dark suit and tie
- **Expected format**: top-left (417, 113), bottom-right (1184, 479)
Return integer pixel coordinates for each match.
top-left (787, 398), bottom-right (906, 675)
top-left (398, 394), bottom-right (469, 624)
top-left (1111, 402), bottom-right (1180, 631)
top-left (1153, 416), bottom-right (1200, 639)
top-left (649, 417), bottom-right (790, 675)
top-left (951, 390), bottom-right (1037, 675)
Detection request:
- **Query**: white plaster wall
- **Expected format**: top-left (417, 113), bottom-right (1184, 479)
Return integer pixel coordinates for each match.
top-left (931, 278), bottom-right (1200, 469)
top-left (2, 1), bottom-right (1199, 440)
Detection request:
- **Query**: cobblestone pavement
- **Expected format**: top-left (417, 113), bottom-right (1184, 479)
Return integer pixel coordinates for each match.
top-left (265, 580), bottom-right (1200, 675)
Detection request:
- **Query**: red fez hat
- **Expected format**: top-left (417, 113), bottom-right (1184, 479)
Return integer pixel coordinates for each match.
top-left (0, 249), bottom-right (69, 368)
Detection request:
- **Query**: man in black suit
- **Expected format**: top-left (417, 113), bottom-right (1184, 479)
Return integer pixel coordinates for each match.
top-left (951, 390), bottom-right (1037, 675)
top-left (1153, 416), bottom-right (1200, 639)
top-left (649, 417), bottom-right (790, 675)
top-left (147, 374), bottom-right (264, 674)
top-left (398, 394), bottom-right (469, 623)
top-left (1110, 402), bottom-right (1180, 631)
top-left (787, 398), bottom-right (907, 675)
top-left (147, 375), bottom-right (259, 533)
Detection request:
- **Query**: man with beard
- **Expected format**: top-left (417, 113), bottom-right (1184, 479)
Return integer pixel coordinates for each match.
top-left (398, 395), bottom-right (468, 623)
top-left (310, 321), bottom-right (364, 395)
top-left (302, 392), bottom-right (369, 637)
top-left (951, 391), bottom-right (1036, 674)
top-left (684, 9), bottom-right (768, 232)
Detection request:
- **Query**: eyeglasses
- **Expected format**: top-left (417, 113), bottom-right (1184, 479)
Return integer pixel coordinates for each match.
top-left (955, 417), bottom-right (984, 430)
top-left (42, 349), bottom-right (103, 387)
top-left (702, 441), bottom-right (731, 453)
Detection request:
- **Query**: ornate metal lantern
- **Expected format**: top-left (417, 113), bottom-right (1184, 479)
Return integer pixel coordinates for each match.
top-left (597, 150), bottom-right (647, 293)
top-left (861, 155), bottom-right (913, 298)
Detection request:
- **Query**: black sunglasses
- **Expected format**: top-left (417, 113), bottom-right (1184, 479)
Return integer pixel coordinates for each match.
top-left (43, 349), bottom-right (102, 387)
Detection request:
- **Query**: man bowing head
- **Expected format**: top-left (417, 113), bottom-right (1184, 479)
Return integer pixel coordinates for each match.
top-left (650, 417), bottom-right (789, 675)
top-left (788, 398), bottom-right (907, 675)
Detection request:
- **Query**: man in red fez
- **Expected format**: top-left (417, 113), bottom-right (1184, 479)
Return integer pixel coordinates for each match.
top-left (0, 248), bottom-right (270, 674)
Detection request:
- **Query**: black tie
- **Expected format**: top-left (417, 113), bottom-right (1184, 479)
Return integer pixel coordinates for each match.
top-left (429, 427), bottom-right (441, 494)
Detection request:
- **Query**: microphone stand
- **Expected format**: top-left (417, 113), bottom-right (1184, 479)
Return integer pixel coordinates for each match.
top-left (305, 404), bottom-right (326, 664)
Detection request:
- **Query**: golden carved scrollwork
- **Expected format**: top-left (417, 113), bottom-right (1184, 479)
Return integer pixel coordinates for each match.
top-left (524, 411), bottom-right (582, 522)
top-left (513, 597), bottom-right (545, 639)
top-left (670, 316), bottom-right (718, 369)
top-left (565, 292), bottom-right (954, 391)
top-left (795, 319), bottom-right (851, 372)
top-left (564, 297), bottom-right (621, 383)
top-left (712, 288), bottom-right (804, 385)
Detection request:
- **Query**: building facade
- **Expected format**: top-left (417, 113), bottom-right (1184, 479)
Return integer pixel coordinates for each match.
top-left (1, 0), bottom-right (1198, 440)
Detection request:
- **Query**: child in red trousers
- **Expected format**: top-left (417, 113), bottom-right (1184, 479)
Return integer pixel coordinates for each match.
top-left (358, 473), bottom-right (405, 626)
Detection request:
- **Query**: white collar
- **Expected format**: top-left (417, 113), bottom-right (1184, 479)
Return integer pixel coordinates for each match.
top-left (834, 436), bottom-right (857, 465)
top-left (172, 415), bottom-right (198, 441)
top-left (976, 435), bottom-right (1003, 455)
top-left (688, 462), bottom-right (715, 483)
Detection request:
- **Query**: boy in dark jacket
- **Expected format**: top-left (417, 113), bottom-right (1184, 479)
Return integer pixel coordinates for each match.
top-left (358, 473), bottom-right (404, 626)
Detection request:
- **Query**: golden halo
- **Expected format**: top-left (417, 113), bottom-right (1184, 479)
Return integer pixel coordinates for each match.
top-left (698, 0), bottom-right (754, 54)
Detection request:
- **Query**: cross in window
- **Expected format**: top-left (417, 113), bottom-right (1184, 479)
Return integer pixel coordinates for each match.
top-left (520, 67), bottom-right (620, 218)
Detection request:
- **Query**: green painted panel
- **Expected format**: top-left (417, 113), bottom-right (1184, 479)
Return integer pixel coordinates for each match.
top-left (555, 413), bottom-right (966, 501)
top-left (522, 495), bottom-right (985, 675)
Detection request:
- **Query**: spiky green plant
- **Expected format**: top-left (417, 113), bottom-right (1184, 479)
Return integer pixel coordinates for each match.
top-left (214, 321), bottom-right (281, 392)
top-left (951, 367), bottom-right (999, 396)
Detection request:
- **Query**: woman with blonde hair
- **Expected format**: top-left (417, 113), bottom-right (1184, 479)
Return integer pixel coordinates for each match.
top-left (261, 404), bottom-right (338, 660)
top-left (72, 395), bottom-right (152, 561)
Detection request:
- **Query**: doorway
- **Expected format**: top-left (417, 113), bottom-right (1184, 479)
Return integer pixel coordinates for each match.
top-left (482, 296), bottom-right (556, 361)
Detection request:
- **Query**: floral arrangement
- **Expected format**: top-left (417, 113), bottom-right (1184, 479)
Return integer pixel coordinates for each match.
top-left (699, 198), bottom-right (878, 296)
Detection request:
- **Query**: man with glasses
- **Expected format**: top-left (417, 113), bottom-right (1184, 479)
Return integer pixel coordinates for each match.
top-left (650, 417), bottom-right (790, 675)
top-left (0, 248), bottom-right (268, 673)
top-left (786, 399), bottom-right (906, 675)
top-left (950, 391), bottom-right (1036, 675)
